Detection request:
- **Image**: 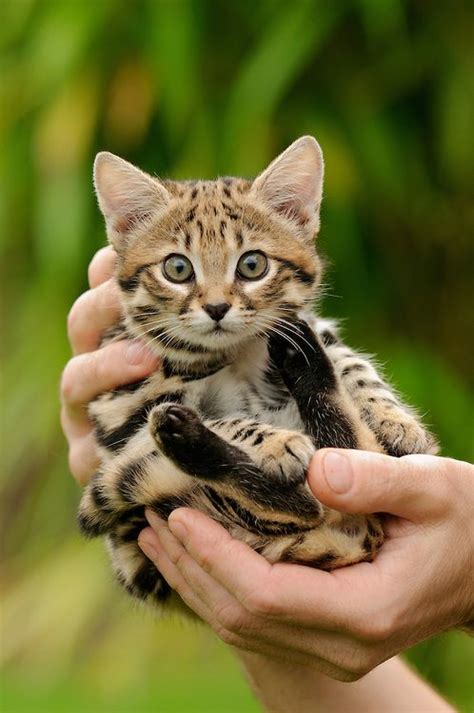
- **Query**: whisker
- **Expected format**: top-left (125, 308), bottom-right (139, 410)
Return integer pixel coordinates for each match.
top-left (255, 318), bottom-right (310, 366)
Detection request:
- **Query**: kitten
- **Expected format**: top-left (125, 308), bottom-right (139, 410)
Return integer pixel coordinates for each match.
top-left (78, 136), bottom-right (437, 609)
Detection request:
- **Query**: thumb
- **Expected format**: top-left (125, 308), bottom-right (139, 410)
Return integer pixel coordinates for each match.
top-left (307, 449), bottom-right (448, 521)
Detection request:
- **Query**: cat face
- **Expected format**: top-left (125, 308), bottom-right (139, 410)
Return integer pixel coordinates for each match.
top-left (94, 136), bottom-right (324, 353)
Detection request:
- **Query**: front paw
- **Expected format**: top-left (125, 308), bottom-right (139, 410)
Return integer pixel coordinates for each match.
top-left (260, 432), bottom-right (315, 483)
top-left (377, 418), bottom-right (438, 456)
top-left (149, 403), bottom-right (206, 457)
top-left (267, 319), bottom-right (327, 390)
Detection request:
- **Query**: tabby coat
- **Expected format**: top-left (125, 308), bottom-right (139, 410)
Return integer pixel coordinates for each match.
top-left (78, 137), bottom-right (437, 609)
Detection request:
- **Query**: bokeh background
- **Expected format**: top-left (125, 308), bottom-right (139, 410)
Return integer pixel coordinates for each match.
top-left (1, 1), bottom-right (473, 711)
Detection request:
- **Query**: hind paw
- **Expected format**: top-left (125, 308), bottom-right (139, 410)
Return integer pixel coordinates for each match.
top-left (149, 403), bottom-right (206, 456)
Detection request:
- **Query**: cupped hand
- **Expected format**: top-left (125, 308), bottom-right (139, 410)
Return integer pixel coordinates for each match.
top-left (138, 450), bottom-right (474, 681)
top-left (60, 246), bottom-right (158, 484)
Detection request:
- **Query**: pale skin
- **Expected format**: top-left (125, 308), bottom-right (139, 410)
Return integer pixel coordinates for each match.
top-left (61, 246), bottom-right (473, 712)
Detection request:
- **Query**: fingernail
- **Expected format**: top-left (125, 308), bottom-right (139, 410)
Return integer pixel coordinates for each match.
top-left (168, 518), bottom-right (187, 542)
top-left (322, 452), bottom-right (353, 494)
top-left (126, 341), bottom-right (156, 366)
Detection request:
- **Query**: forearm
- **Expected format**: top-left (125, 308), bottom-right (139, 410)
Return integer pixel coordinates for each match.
top-left (238, 653), bottom-right (455, 713)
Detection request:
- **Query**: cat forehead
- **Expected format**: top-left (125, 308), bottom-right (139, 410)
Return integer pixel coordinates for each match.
top-left (157, 177), bottom-right (256, 250)
top-left (125, 176), bottom-right (266, 258)
top-left (120, 174), bottom-right (316, 279)
top-left (163, 177), bottom-right (252, 201)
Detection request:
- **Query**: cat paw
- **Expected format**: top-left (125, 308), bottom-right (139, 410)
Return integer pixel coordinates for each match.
top-left (377, 418), bottom-right (437, 456)
top-left (149, 403), bottom-right (205, 455)
top-left (267, 319), bottom-right (332, 393)
top-left (268, 319), bottom-right (315, 369)
top-left (256, 431), bottom-right (314, 483)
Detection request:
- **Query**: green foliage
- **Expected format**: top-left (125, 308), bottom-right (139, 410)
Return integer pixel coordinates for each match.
top-left (1, 1), bottom-right (473, 711)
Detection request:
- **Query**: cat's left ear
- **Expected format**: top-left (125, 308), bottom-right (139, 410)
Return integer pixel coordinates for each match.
top-left (251, 136), bottom-right (324, 241)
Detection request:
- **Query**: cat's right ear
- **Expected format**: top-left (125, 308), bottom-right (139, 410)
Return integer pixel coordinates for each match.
top-left (93, 152), bottom-right (170, 253)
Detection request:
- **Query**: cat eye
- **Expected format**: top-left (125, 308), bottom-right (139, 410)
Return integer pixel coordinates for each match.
top-left (236, 251), bottom-right (268, 280)
top-left (162, 254), bottom-right (194, 283)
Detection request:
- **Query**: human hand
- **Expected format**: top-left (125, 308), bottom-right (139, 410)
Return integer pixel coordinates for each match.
top-left (60, 246), bottom-right (158, 485)
top-left (138, 450), bottom-right (474, 681)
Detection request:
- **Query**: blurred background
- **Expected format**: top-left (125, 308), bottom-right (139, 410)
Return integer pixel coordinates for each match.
top-left (1, 1), bottom-right (473, 711)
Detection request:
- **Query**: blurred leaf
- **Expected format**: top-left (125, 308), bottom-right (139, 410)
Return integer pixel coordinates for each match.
top-left (223, 0), bottom-right (344, 172)
top-left (1, 1), bottom-right (473, 710)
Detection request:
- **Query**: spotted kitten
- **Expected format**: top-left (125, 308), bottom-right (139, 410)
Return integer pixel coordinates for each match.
top-left (78, 136), bottom-right (437, 610)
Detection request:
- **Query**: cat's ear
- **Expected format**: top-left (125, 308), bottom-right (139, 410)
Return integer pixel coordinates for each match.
top-left (93, 152), bottom-right (170, 252)
top-left (251, 136), bottom-right (324, 240)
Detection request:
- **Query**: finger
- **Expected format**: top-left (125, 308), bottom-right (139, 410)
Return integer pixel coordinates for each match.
top-left (167, 507), bottom-right (273, 598)
top-left (88, 246), bottom-right (117, 288)
top-left (67, 432), bottom-right (101, 486)
top-left (60, 402), bottom-right (92, 439)
top-left (308, 450), bottom-right (450, 521)
top-left (143, 515), bottom-right (365, 677)
top-left (68, 280), bottom-right (122, 355)
top-left (61, 339), bottom-right (158, 409)
top-left (166, 508), bottom-right (355, 631)
top-left (145, 511), bottom-right (241, 614)
top-left (141, 523), bottom-right (343, 674)
top-left (138, 527), bottom-right (212, 622)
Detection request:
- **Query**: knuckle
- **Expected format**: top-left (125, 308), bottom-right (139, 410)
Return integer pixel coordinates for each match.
top-left (336, 668), bottom-right (366, 683)
top-left (90, 350), bottom-right (107, 384)
top-left (195, 545), bottom-right (218, 574)
top-left (69, 443), bottom-right (96, 486)
top-left (60, 405), bottom-right (72, 436)
top-left (60, 362), bottom-right (78, 404)
top-left (170, 546), bottom-right (188, 570)
top-left (67, 292), bottom-right (90, 340)
top-left (339, 648), bottom-right (378, 678)
top-left (244, 588), bottom-right (279, 618)
top-left (213, 624), bottom-right (241, 647)
top-left (88, 247), bottom-right (114, 286)
top-left (215, 601), bottom-right (248, 635)
top-left (354, 613), bottom-right (394, 643)
top-left (68, 443), bottom-right (84, 482)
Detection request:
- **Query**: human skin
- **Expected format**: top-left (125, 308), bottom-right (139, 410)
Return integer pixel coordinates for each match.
top-left (60, 247), bottom-right (159, 485)
top-left (138, 451), bottom-right (473, 682)
top-left (62, 246), bottom-right (472, 710)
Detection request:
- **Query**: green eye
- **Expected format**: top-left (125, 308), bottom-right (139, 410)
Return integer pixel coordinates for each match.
top-left (162, 254), bottom-right (194, 283)
top-left (237, 251), bottom-right (268, 280)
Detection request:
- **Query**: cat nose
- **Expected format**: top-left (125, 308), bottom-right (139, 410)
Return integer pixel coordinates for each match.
top-left (203, 302), bottom-right (231, 322)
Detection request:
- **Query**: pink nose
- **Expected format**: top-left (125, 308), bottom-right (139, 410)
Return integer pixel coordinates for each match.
top-left (203, 303), bottom-right (231, 322)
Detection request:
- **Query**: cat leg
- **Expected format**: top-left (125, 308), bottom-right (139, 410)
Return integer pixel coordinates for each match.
top-left (149, 404), bottom-right (319, 517)
top-left (77, 427), bottom-right (194, 606)
top-left (266, 320), bottom-right (386, 565)
top-left (149, 405), bottom-right (384, 570)
top-left (267, 319), bottom-right (381, 451)
top-left (314, 319), bottom-right (438, 456)
top-left (77, 428), bottom-right (192, 538)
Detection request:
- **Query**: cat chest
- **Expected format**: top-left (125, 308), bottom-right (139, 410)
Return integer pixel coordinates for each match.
top-left (186, 369), bottom-right (304, 431)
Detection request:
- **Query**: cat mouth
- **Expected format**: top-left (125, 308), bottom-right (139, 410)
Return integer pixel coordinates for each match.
top-left (211, 325), bottom-right (228, 335)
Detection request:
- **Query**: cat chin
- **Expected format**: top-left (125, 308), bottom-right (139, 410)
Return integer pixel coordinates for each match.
top-left (188, 325), bottom-right (262, 351)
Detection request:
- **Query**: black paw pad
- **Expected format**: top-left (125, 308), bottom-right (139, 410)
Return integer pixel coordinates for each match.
top-left (150, 403), bottom-right (204, 447)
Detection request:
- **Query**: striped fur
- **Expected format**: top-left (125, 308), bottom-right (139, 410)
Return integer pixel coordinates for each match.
top-left (78, 137), bottom-right (437, 610)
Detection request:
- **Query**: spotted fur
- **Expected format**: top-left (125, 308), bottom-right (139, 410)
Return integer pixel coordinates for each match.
top-left (78, 137), bottom-right (437, 610)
